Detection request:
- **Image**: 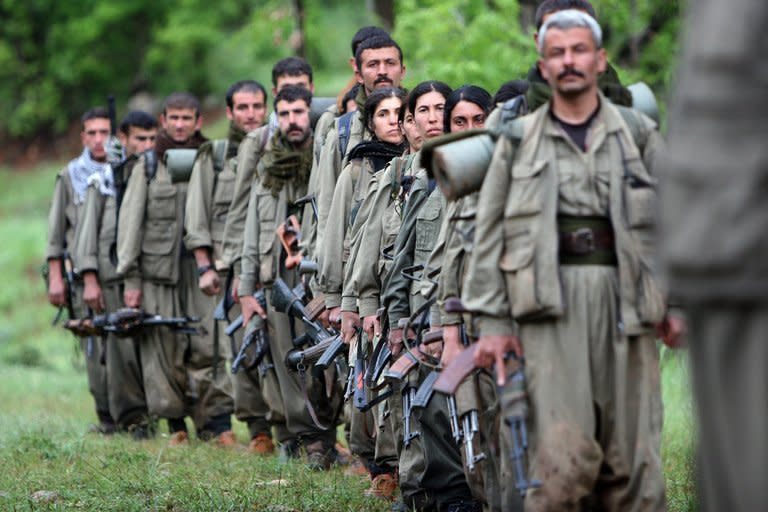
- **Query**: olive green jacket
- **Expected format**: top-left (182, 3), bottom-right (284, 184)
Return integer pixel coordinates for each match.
top-left (383, 168), bottom-right (447, 330)
top-left (463, 95), bottom-right (665, 337)
top-left (237, 137), bottom-right (312, 296)
top-left (46, 168), bottom-right (82, 262)
top-left (343, 153), bottom-right (419, 317)
top-left (117, 156), bottom-right (187, 290)
top-left (221, 126), bottom-right (270, 273)
top-left (184, 138), bottom-right (240, 268)
top-left (318, 156), bottom-right (377, 309)
top-left (309, 112), bottom-right (370, 264)
top-left (73, 182), bottom-right (121, 285)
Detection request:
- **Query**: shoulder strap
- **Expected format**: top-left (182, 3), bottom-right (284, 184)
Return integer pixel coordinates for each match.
top-left (615, 106), bottom-right (647, 154)
top-left (212, 140), bottom-right (228, 173)
top-left (500, 95), bottom-right (529, 125)
top-left (337, 111), bottom-right (356, 160)
top-left (143, 150), bottom-right (158, 182)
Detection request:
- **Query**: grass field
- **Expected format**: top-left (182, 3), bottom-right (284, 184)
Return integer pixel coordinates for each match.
top-left (0, 157), bottom-right (697, 510)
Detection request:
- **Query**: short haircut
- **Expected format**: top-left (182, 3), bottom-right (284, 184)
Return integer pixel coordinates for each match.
top-left (162, 92), bottom-right (201, 117)
top-left (354, 36), bottom-right (404, 72)
top-left (407, 80), bottom-right (452, 116)
top-left (537, 9), bottom-right (602, 55)
top-left (271, 57), bottom-right (313, 87)
top-left (225, 80), bottom-right (267, 110)
top-left (444, 85), bottom-right (492, 133)
top-left (534, 0), bottom-right (596, 29)
top-left (340, 83), bottom-right (361, 114)
top-left (119, 110), bottom-right (158, 135)
top-left (274, 84), bottom-right (313, 110)
top-left (81, 107), bottom-right (110, 131)
top-left (493, 80), bottom-right (530, 105)
top-left (363, 87), bottom-right (408, 133)
top-left (351, 26), bottom-right (390, 56)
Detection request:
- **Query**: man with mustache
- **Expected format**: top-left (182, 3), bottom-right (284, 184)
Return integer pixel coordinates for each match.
top-left (464, 10), bottom-right (667, 509)
top-left (306, 35), bottom-right (406, 293)
top-left (238, 86), bottom-right (341, 469)
top-left (46, 106), bottom-right (115, 435)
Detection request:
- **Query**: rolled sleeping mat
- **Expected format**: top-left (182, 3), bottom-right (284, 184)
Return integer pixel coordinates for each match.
top-left (422, 129), bottom-right (496, 202)
top-left (627, 81), bottom-right (660, 124)
top-left (310, 96), bottom-right (337, 128)
top-left (164, 148), bottom-right (198, 183)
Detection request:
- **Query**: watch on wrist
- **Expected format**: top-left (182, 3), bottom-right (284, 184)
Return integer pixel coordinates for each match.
top-left (197, 264), bottom-right (213, 277)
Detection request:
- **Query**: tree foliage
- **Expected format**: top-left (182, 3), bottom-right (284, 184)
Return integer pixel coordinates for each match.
top-left (0, 0), bottom-right (681, 140)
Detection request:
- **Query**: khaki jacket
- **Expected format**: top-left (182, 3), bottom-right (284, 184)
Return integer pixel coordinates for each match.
top-left (221, 126), bottom-right (270, 272)
top-left (117, 156), bottom-right (187, 290)
top-left (237, 138), bottom-right (312, 296)
top-left (463, 97), bottom-right (665, 336)
top-left (383, 168), bottom-right (447, 330)
top-left (343, 153), bottom-right (418, 317)
top-left (73, 183), bottom-right (121, 285)
top-left (184, 139), bottom-right (240, 268)
top-left (46, 167), bottom-right (82, 262)
top-left (318, 156), bottom-right (377, 308)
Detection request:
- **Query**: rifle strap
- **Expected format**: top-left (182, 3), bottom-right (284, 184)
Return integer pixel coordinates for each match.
top-left (212, 317), bottom-right (220, 381)
top-left (297, 368), bottom-right (332, 431)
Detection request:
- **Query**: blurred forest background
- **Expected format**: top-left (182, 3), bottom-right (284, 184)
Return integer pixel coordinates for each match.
top-left (0, 0), bottom-right (681, 165)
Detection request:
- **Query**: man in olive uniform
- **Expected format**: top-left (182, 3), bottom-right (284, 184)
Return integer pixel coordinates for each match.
top-left (307, 35), bottom-right (406, 290)
top-left (74, 110), bottom-right (158, 438)
top-left (660, 1), bottom-right (768, 510)
top-left (47, 107), bottom-right (115, 434)
top-left (465, 11), bottom-right (666, 509)
top-left (238, 85), bottom-right (341, 468)
top-left (118, 92), bottom-right (235, 445)
top-left (184, 80), bottom-right (275, 453)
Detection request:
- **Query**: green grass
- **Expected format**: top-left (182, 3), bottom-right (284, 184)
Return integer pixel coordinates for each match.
top-left (0, 162), bottom-right (696, 509)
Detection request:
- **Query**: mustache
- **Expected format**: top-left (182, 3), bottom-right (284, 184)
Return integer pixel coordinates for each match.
top-left (557, 68), bottom-right (585, 80)
top-left (374, 75), bottom-right (393, 85)
top-left (287, 124), bottom-right (304, 132)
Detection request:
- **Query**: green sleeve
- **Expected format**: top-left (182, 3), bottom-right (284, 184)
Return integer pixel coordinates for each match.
top-left (184, 146), bottom-right (216, 251)
top-left (45, 169), bottom-right (70, 260)
top-left (72, 185), bottom-right (104, 274)
top-left (237, 183), bottom-right (262, 297)
top-left (319, 160), bottom-right (355, 309)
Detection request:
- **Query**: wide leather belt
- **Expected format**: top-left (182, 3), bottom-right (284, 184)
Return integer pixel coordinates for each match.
top-left (558, 215), bottom-right (617, 265)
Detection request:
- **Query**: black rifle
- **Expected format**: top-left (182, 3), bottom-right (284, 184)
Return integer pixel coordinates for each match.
top-left (63, 308), bottom-right (200, 338)
top-left (502, 361), bottom-right (542, 496)
top-left (271, 277), bottom-right (334, 348)
top-left (231, 316), bottom-right (270, 374)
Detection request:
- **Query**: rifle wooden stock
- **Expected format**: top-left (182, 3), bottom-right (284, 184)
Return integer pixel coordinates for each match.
top-left (285, 335), bottom-right (342, 376)
top-left (276, 215), bottom-right (303, 269)
top-left (384, 350), bottom-right (428, 381)
top-left (444, 297), bottom-right (468, 314)
top-left (63, 318), bottom-right (100, 337)
top-left (434, 345), bottom-right (522, 395)
top-left (422, 329), bottom-right (443, 345)
top-left (305, 294), bottom-right (327, 321)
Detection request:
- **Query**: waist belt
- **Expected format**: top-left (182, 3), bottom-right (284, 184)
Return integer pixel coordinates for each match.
top-left (558, 215), bottom-right (617, 266)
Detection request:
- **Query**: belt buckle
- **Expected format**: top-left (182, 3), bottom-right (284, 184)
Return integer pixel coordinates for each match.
top-left (571, 227), bottom-right (595, 255)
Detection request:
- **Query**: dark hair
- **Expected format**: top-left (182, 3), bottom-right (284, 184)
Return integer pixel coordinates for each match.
top-left (493, 80), bottom-right (530, 105)
top-left (340, 83), bottom-right (361, 115)
top-left (407, 80), bottom-right (452, 116)
top-left (271, 57), bottom-right (313, 87)
top-left (163, 92), bottom-right (201, 117)
top-left (363, 87), bottom-right (407, 134)
top-left (274, 84), bottom-right (313, 110)
top-left (443, 85), bottom-right (492, 133)
top-left (354, 35), bottom-right (404, 72)
top-left (225, 80), bottom-right (267, 110)
top-left (81, 107), bottom-right (110, 130)
top-left (119, 110), bottom-right (158, 135)
top-left (534, 0), bottom-right (596, 29)
top-left (351, 26), bottom-right (390, 56)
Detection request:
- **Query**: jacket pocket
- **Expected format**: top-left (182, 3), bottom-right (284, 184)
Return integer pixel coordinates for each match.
top-left (504, 160), bottom-right (546, 217)
top-left (414, 196), bottom-right (443, 262)
top-left (499, 219), bottom-right (541, 319)
top-left (211, 170), bottom-right (236, 243)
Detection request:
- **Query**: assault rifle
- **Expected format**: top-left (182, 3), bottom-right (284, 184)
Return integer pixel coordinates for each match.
top-left (63, 308), bottom-right (201, 338)
top-left (230, 290), bottom-right (270, 374)
top-left (49, 251), bottom-right (77, 325)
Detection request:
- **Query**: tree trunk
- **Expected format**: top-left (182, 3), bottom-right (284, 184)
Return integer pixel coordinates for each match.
top-left (629, 0), bottom-right (639, 66)
top-left (367, 0), bottom-right (395, 30)
top-left (518, 0), bottom-right (537, 35)
top-left (292, 0), bottom-right (306, 58)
